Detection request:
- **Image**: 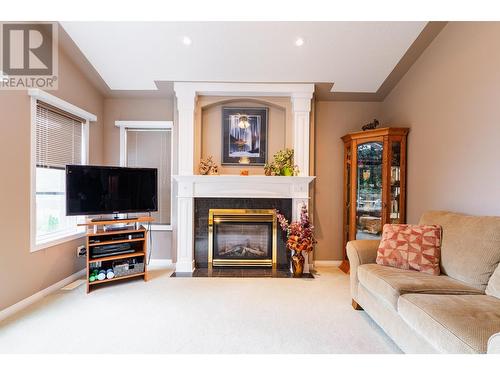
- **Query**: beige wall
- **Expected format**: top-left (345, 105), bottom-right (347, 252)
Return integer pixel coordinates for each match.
top-left (0, 49), bottom-right (104, 311)
top-left (382, 22), bottom-right (500, 222)
top-left (102, 97), bottom-right (174, 259)
top-left (197, 96), bottom-right (291, 175)
top-left (313, 102), bottom-right (383, 261)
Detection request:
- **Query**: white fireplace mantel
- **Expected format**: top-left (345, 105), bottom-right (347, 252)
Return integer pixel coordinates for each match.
top-left (173, 175), bottom-right (315, 199)
top-left (172, 174), bottom-right (315, 273)
top-left (172, 82), bottom-right (315, 273)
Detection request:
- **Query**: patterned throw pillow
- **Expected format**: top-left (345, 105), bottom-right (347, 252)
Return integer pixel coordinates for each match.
top-left (376, 224), bottom-right (442, 275)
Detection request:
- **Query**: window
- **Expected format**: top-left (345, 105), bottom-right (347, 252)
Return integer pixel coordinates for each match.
top-left (126, 129), bottom-right (171, 225)
top-left (116, 121), bottom-right (173, 230)
top-left (31, 94), bottom-right (91, 251)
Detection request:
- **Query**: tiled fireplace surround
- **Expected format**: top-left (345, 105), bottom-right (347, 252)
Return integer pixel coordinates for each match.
top-left (194, 198), bottom-right (292, 268)
top-left (172, 82), bottom-right (316, 273)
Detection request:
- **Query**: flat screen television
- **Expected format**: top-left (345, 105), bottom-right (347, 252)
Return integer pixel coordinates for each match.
top-left (66, 165), bottom-right (158, 216)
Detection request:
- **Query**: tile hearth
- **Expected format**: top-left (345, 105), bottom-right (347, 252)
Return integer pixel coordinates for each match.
top-left (171, 268), bottom-right (315, 278)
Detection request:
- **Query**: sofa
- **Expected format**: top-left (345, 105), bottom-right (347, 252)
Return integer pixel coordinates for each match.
top-left (347, 211), bottom-right (500, 354)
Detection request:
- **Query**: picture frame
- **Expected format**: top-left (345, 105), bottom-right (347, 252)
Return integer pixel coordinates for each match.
top-left (221, 107), bottom-right (268, 165)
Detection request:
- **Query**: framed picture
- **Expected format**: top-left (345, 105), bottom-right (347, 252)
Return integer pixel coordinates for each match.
top-left (221, 107), bottom-right (268, 165)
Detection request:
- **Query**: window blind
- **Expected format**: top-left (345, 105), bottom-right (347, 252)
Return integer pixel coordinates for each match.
top-left (36, 102), bottom-right (83, 169)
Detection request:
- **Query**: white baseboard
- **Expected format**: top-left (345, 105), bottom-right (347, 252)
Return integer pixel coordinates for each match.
top-left (314, 260), bottom-right (342, 267)
top-left (0, 268), bottom-right (86, 322)
top-left (148, 259), bottom-right (173, 267)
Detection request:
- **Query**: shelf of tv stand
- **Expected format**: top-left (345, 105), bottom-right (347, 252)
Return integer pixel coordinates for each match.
top-left (88, 272), bottom-right (146, 286)
top-left (88, 237), bottom-right (146, 247)
top-left (88, 251), bottom-right (146, 263)
top-left (87, 228), bottom-right (146, 237)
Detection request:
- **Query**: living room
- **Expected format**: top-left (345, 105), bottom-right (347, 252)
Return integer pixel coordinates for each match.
top-left (1, 1), bottom-right (500, 373)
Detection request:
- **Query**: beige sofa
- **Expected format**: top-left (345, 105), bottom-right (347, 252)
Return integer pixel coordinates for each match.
top-left (347, 211), bottom-right (500, 354)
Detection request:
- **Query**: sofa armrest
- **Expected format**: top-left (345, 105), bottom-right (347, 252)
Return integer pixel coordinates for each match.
top-left (346, 240), bottom-right (380, 302)
top-left (487, 332), bottom-right (500, 354)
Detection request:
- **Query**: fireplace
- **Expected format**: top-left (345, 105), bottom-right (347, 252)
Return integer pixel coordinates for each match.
top-left (208, 209), bottom-right (277, 267)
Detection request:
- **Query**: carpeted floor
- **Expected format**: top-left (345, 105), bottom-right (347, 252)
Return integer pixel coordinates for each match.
top-left (0, 266), bottom-right (401, 353)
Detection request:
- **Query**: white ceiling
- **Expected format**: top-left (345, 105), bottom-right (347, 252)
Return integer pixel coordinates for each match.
top-left (61, 22), bottom-right (426, 92)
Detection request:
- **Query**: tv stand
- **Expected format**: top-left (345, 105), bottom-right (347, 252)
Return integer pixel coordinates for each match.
top-left (79, 216), bottom-right (154, 293)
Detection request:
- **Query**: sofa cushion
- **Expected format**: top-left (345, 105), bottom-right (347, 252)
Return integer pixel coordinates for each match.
top-left (486, 264), bottom-right (500, 298)
top-left (398, 294), bottom-right (500, 353)
top-left (419, 211), bottom-right (500, 290)
top-left (357, 263), bottom-right (483, 310)
top-left (376, 224), bottom-right (442, 275)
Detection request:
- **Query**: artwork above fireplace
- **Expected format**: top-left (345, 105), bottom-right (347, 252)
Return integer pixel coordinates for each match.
top-left (208, 209), bottom-right (277, 267)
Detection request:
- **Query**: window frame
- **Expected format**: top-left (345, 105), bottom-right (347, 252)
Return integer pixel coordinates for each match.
top-left (29, 89), bottom-right (96, 252)
top-left (115, 120), bottom-right (173, 232)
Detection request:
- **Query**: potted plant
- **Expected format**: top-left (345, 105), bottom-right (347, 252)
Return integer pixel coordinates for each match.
top-left (264, 148), bottom-right (299, 176)
top-left (276, 204), bottom-right (316, 277)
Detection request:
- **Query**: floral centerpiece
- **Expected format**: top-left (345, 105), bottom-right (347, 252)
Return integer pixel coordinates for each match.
top-left (264, 148), bottom-right (299, 176)
top-left (276, 204), bottom-right (316, 277)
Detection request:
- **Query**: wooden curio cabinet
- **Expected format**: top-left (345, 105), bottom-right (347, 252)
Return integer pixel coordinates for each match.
top-left (340, 127), bottom-right (409, 273)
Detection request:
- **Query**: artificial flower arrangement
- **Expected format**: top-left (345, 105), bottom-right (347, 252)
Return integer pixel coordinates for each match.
top-left (264, 148), bottom-right (299, 176)
top-left (276, 203), bottom-right (316, 276)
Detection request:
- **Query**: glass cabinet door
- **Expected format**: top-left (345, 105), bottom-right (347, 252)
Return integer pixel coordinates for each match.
top-left (345, 144), bottom-right (351, 240)
top-left (390, 141), bottom-right (402, 224)
top-left (356, 142), bottom-right (383, 240)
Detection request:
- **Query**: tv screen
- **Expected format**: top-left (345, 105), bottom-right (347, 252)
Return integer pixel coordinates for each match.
top-left (66, 165), bottom-right (158, 216)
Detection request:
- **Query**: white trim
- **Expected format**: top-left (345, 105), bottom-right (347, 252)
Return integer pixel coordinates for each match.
top-left (119, 126), bottom-right (127, 167)
top-left (314, 260), bottom-right (342, 267)
top-left (150, 224), bottom-right (172, 231)
top-left (0, 268), bottom-right (86, 322)
top-left (172, 175), bottom-right (315, 199)
top-left (82, 120), bottom-right (90, 164)
top-left (29, 96), bottom-right (37, 252)
top-left (148, 259), bottom-right (174, 267)
top-left (173, 82), bottom-right (314, 98)
top-left (28, 89), bottom-right (97, 122)
top-left (115, 120), bottom-right (173, 129)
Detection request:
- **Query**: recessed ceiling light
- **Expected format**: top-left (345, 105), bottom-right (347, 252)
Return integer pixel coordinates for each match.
top-left (295, 37), bottom-right (304, 47)
top-left (182, 36), bottom-right (192, 46)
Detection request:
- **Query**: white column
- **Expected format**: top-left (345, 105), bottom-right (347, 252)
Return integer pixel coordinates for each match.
top-left (174, 86), bottom-right (197, 176)
top-left (173, 84), bottom-right (197, 272)
top-left (291, 94), bottom-right (312, 177)
top-left (175, 180), bottom-right (195, 272)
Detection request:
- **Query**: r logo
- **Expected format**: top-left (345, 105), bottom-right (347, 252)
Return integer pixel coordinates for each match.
top-left (2, 23), bottom-right (53, 76)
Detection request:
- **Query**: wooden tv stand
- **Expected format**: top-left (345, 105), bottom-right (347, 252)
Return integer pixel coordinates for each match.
top-left (79, 217), bottom-right (154, 293)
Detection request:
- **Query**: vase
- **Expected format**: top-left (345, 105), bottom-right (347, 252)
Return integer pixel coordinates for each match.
top-left (281, 166), bottom-right (293, 176)
top-left (291, 251), bottom-right (305, 277)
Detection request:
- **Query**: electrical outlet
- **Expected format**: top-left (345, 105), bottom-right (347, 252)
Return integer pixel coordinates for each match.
top-left (76, 245), bottom-right (86, 257)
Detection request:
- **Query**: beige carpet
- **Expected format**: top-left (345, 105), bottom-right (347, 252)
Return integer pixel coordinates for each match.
top-left (0, 266), bottom-right (401, 353)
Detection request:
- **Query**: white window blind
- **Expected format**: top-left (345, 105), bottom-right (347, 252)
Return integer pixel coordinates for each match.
top-left (36, 102), bottom-right (84, 169)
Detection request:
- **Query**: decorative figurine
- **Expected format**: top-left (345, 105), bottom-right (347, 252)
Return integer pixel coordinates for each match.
top-left (199, 156), bottom-right (219, 175)
top-left (362, 119), bottom-right (379, 131)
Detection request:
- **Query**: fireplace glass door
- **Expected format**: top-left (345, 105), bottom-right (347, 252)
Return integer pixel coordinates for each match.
top-left (208, 209), bottom-right (277, 267)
